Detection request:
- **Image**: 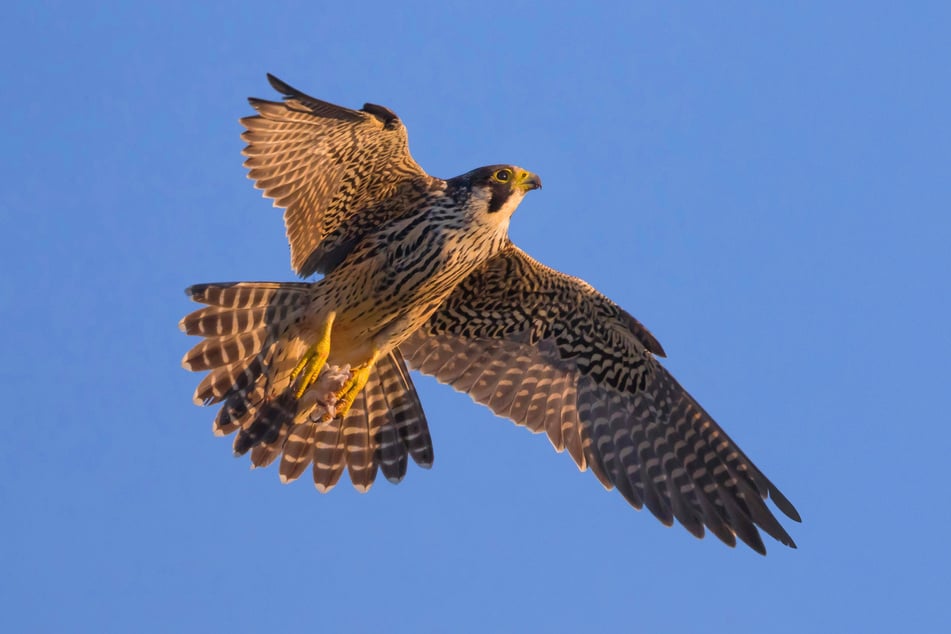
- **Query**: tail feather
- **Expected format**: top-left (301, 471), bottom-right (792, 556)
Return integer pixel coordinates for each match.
top-left (251, 423), bottom-right (288, 469)
top-left (388, 348), bottom-right (434, 468)
top-left (179, 305), bottom-right (293, 337)
top-left (343, 390), bottom-right (379, 492)
top-left (233, 393), bottom-right (296, 455)
top-left (214, 381), bottom-right (266, 437)
top-left (313, 420), bottom-right (346, 493)
top-left (213, 398), bottom-right (242, 437)
top-left (279, 422), bottom-right (318, 483)
top-left (377, 418), bottom-right (407, 483)
top-left (186, 281), bottom-right (310, 308)
top-left (182, 330), bottom-right (266, 371)
top-left (193, 355), bottom-right (263, 406)
top-left (181, 282), bottom-right (435, 493)
top-left (366, 362), bottom-right (406, 483)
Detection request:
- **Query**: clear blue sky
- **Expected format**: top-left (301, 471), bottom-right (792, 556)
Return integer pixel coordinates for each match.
top-left (3, 2), bottom-right (949, 632)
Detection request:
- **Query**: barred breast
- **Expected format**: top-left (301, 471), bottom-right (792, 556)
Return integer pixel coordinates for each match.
top-left (316, 190), bottom-right (511, 367)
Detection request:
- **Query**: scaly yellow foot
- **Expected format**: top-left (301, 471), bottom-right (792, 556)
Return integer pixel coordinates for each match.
top-left (288, 312), bottom-right (336, 398)
top-left (323, 353), bottom-right (378, 421)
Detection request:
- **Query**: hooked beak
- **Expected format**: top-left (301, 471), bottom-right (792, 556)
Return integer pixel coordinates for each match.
top-left (515, 170), bottom-right (542, 192)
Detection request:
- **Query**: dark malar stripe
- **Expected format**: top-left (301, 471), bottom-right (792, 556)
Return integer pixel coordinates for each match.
top-left (487, 181), bottom-right (512, 213)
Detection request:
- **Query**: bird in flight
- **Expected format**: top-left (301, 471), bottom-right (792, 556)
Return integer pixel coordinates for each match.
top-left (181, 74), bottom-right (800, 554)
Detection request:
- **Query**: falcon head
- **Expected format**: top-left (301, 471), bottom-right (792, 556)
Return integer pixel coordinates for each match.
top-left (460, 164), bottom-right (542, 218)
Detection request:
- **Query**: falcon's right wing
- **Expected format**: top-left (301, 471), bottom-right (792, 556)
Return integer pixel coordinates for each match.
top-left (400, 244), bottom-right (800, 554)
top-left (242, 74), bottom-right (433, 277)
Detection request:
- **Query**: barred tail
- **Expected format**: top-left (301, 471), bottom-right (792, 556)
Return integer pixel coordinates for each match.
top-left (181, 282), bottom-right (311, 401)
top-left (180, 282), bottom-right (433, 492)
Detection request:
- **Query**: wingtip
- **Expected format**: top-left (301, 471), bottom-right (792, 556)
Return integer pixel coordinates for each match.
top-left (266, 73), bottom-right (294, 97)
top-left (770, 485), bottom-right (803, 523)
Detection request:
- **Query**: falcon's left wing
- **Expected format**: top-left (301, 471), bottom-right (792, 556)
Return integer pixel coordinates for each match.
top-left (242, 74), bottom-right (434, 277)
top-left (399, 244), bottom-right (800, 554)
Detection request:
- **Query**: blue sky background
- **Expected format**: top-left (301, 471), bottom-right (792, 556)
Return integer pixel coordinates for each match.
top-left (3, 2), bottom-right (949, 632)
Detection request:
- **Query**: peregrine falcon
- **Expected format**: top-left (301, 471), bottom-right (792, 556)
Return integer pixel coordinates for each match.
top-left (181, 74), bottom-right (800, 554)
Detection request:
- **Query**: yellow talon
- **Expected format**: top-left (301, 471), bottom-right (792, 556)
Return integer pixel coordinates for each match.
top-left (323, 355), bottom-right (376, 421)
top-left (288, 312), bottom-right (335, 398)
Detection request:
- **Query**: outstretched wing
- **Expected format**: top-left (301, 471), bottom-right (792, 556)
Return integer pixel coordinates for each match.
top-left (241, 74), bottom-right (433, 276)
top-left (399, 244), bottom-right (800, 554)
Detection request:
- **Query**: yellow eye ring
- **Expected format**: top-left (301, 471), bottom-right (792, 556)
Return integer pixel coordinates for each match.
top-left (494, 169), bottom-right (512, 183)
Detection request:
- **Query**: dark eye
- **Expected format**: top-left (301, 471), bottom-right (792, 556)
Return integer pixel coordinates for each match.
top-left (495, 169), bottom-right (511, 182)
